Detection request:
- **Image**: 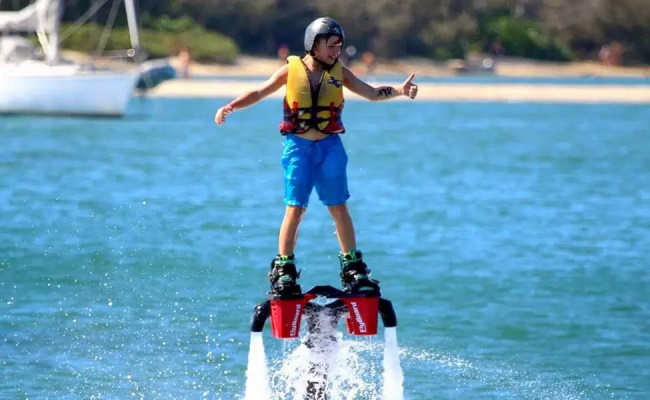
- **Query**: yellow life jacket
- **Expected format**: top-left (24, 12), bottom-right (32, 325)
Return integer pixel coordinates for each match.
top-left (279, 55), bottom-right (345, 135)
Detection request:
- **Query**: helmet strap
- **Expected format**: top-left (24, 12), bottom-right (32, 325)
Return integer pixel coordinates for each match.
top-left (306, 52), bottom-right (336, 71)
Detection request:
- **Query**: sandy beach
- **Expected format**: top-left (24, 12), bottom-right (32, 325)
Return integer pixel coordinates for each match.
top-left (149, 79), bottom-right (650, 103)
top-left (146, 55), bottom-right (650, 103)
top-left (180, 55), bottom-right (650, 78)
top-left (62, 51), bottom-right (650, 103)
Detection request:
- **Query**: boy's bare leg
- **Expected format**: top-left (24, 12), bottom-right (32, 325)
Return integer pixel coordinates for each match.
top-left (328, 202), bottom-right (380, 294)
top-left (279, 205), bottom-right (306, 255)
top-left (269, 205), bottom-right (305, 298)
top-left (327, 203), bottom-right (356, 253)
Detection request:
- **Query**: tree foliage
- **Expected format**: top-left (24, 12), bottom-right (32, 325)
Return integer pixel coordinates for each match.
top-left (155, 0), bottom-right (650, 63)
top-left (2, 0), bottom-right (648, 63)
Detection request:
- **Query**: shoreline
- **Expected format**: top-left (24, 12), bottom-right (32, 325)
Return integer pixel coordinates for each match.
top-left (148, 80), bottom-right (650, 103)
top-left (146, 55), bottom-right (650, 103)
top-left (182, 55), bottom-right (650, 78)
top-left (60, 51), bottom-right (650, 102)
top-left (61, 50), bottom-right (650, 78)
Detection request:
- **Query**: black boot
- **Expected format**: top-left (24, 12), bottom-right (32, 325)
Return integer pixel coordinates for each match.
top-left (339, 250), bottom-right (380, 295)
top-left (269, 254), bottom-right (302, 299)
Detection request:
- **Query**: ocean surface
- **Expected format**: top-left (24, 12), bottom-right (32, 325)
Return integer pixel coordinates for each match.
top-left (1, 96), bottom-right (649, 399)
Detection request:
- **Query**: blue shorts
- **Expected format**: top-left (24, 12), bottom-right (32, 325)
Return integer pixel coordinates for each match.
top-left (281, 134), bottom-right (349, 207)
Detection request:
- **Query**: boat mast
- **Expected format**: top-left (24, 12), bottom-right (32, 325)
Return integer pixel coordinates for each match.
top-left (123, 0), bottom-right (142, 63)
top-left (48, 0), bottom-right (61, 64)
top-left (29, 0), bottom-right (63, 64)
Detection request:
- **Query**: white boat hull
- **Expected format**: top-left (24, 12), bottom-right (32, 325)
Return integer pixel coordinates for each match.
top-left (0, 65), bottom-right (138, 117)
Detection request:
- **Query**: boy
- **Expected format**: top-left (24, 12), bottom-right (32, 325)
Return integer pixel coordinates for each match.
top-left (214, 17), bottom-right (418, 299)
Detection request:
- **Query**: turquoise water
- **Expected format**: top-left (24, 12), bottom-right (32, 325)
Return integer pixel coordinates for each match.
top-left (1, 98), bottom-right (649, 399)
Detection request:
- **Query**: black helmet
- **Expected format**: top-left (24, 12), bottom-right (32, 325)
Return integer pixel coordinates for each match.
top-left (303, 17), bottom-right (345, 52)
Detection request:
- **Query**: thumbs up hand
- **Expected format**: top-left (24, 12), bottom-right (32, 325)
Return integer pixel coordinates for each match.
top-left (402, 74), bottom-right (418, 99)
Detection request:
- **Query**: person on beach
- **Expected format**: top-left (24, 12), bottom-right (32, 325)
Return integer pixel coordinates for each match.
top-left (214, 17), bottom-right (418, 298)
top-left (177, 46), bottom-right (192, 79)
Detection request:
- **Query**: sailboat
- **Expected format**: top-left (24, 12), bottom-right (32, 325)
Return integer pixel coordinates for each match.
top-left (0, 0), bottom-right (142, 117)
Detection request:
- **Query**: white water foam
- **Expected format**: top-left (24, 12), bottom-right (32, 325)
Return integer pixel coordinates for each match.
top-left (397, 346), bottom-right (601, 399)
top-left (244, 309), bottom-right (405, 400)
top-left (243, 332), bottom-right (272, 400)
top-left (243, 328), bottom-right (609, 400)
top-left (382, 327), bottom-right (405, 400)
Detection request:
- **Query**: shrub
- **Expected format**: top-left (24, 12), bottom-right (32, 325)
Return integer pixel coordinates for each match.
top-left (487, 16), bottom-right (573, 61)
top-left (59, 17), bottom-right (238, 64)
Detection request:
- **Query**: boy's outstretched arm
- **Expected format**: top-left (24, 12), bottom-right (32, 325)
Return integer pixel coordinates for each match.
top-left (214, 65), bottom-right (289, 125)
top-left (342, 67), bottom-right (418, 101)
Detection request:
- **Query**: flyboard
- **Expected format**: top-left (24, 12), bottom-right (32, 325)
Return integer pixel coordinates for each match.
top-left (250, 285), bottom-right (398, 399)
